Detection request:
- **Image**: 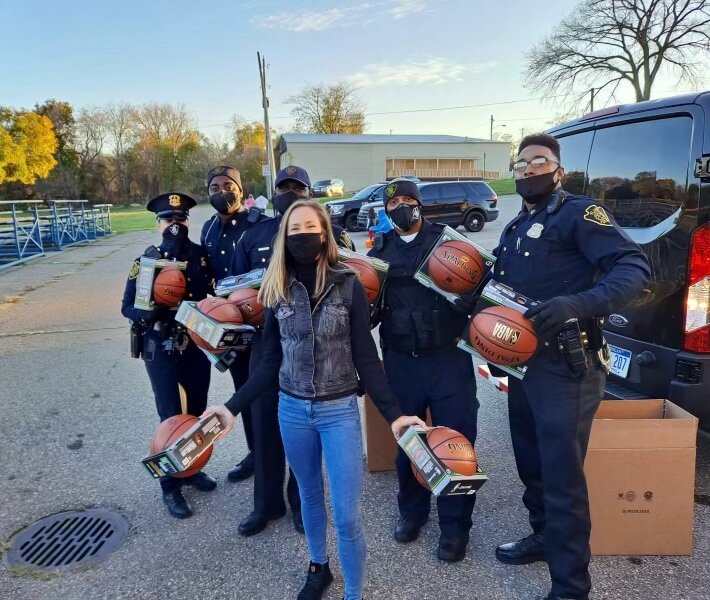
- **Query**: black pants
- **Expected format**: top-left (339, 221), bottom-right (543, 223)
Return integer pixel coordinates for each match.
top-left (249, 332), bottom-right (300, 517)
top-left (143, 330), bottom-right (211, 493)
top-left (228, 350), bottom-right (254, 453)
top-left (507, 352), bottom-right (604, 599)
top-left (384, 347), bottom-right (479, 538)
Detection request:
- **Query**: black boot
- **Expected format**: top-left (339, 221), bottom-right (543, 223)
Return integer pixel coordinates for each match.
top-left (184, 471), bottom-right (217, 492)
top-left (496, 532), bottom-right (545, 565)
top-left (394, 517), bottom-right (424, 543)
top-left (162, 490), bottom-right (192, 519)
top-left (238, 508), bottom-right (286, 537)
top-left (545, 594), bottom-right (588, 600)
top-left (297, 561), bottom-right (333, 600)
top-left (227, 452), bottom-right (255, 482)
top-left (437, 534), bottom-right (468, 562)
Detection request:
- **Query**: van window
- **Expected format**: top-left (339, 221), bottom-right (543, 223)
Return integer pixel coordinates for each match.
top-left (558, 131), bottom-right (594, 195)
top-left (586, 117), bottom-right (692, 227)
top-left (441, 183), bottom-right (466, 199)
top-left (420, 186), bottom-right (441, 204)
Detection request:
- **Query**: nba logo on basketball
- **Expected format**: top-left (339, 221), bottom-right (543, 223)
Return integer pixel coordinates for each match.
top-left (491, 321), bottom-right (521, 346)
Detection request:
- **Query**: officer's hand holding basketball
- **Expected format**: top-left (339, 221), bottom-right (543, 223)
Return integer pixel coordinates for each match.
top-left (200, 405), bottom-right (235, 439)
top-left (524, 295), bottom-right (586, 339)
top-left (391, 415), bottom-right (428, 439)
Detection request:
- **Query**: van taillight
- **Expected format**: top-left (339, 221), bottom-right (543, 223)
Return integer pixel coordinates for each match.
top-left (683, 223), bottom-right (710, 352)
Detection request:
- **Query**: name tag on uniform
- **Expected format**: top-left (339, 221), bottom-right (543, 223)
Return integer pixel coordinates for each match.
top-left (257, 246), bottom-right (270, 251)
top-left (527, 223), bottom-right (544, 238)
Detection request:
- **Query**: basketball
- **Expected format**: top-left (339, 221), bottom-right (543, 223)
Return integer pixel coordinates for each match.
top-left (189, 297), bottom-right (244, 353)
top-left (411, 464), bottom-right (430, 488)
top-left (149, 414), bottom-right (212, 478)
top-left (427, 240), bottom-right (484, 294)
top-left (426, 426), bottom-right (477, 476)
top-left (153, 265), bottom-right (186, 307)
top-left (469, 305), bottom-right (538, 366)
top-left (345, 258), bottom-right (380, 303)
top-left (228, 287), bottom-right (264, 325)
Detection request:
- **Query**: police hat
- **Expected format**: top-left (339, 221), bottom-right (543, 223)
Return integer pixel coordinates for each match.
top-left (383, 178), bottom-right (421, 204)
top-left (206, 165), bottom-right (242, 192)
top-left (275, 165), bottom-right (311, 189)
top-left (146, 193), bottom-right (197, 219)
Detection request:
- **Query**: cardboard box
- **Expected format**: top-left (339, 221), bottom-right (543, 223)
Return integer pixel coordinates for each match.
top-left (142, 414), bottom-right (224, 479)
top-left (457, 279), bottom-right (541, 380)
top-left (397, 426), bottom-right (488, 496)
top-left (214, 268), bottom-right (265, 297)
top-left (337, 247), bottom-right (389, 310)
top-left (133, 257), bottom-right (187, 311)
top-left (175, 301), bottom-right (256, 350)
top-left (414, 226), bottom-right (495, 305)
top-left (585, 399), bottom-right (698, 555)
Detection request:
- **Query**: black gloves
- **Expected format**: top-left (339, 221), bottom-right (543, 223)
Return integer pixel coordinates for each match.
top-left (524, 295), bottom-right (587, 339)
top-left (451, 290), bottom-right (482, 316)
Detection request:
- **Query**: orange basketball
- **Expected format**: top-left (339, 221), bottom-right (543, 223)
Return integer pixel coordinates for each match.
top-left (469, 305), bottom-right (538, 366)
top-left (153, 265), bottom-right (186, 307)
top-left (228, 287), bottom-right (264, 325)
top-left (411, 464), bottom-right (430, 488)
top-left (426, 426), bottom-right (477, 476)
top-left (427, 240), bottom-right (484, 294)
top-left (345, 258), bottom-right (380, 303)
top-left (188, 297), bottom-right (244, 353)
top-left (149, 414), bottom-right (212, 478)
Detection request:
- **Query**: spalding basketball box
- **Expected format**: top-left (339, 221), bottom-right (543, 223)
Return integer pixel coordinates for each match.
top-left (398, 426), bottom-right (488, 496)
top-left (457, 279), bottom-right (541, 380)
top-left (133, 257), bottom-right (187, 311)
top-left (213, 268), bottom-right (265, 297)
top-left (176, 301), bottom-right (256, 352)
top-left (337, 247), bottom-right (389, 311)
top-left (142, 414), bottom-right (224, 479)
top-left (414, 226), bottom-right (495, 305)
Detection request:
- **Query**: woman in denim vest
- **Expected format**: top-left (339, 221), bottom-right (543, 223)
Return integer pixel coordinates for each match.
top-left (205, 200), bottom-right (423, 600)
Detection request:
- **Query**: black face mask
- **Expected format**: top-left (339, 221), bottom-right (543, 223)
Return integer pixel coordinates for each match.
top-left (387, 203), bottom-right (421, 232)
top-left (160, 222), bottom-right (189, 258)
top-left (515, 169), bottom-right (559, 204)
top-left (209, 191), bottom-right (241, 215)
top-left (273, 191), bottom-right (302, 216)
top-left (286, 232), bottom-right (323, 264)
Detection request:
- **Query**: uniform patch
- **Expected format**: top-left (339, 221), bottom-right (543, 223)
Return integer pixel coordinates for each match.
top-left (128, 260), bottom-right (140, 280)
top-left (527, 223), bottom-right (544, 238)
top-left (385, 183), bottom-right (397, 198)
top-left (583, 205), bottom-right (612, 227)
top-left (286, 166), bottom-right (296, 175)
top-left (168, 194), bottom-right (181, 207)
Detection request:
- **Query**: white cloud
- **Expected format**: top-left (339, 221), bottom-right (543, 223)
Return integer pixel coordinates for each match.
top-left (252, 1), bottom-right (429, 31)
top-left (388, 0), bottom-right (427, 19)
top-left (347, 58), bottom-right (496, 88)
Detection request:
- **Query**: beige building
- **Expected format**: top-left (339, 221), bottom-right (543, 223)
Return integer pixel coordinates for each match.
top-left (277, 134), bottom-right (511, 192)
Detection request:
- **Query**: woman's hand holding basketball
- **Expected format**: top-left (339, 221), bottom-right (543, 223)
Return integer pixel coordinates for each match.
top-left (391, 415), bottom-right (427, 439)
top-left (200, 405), bottom-right (235, 440)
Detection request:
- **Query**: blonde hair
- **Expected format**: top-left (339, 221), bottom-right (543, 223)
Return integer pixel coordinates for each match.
top-left (258, 200), bottom-right (340, 307)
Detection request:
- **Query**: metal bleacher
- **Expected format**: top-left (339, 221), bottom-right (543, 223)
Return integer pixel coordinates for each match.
top-left (0, 200), bottom-right (113, 271)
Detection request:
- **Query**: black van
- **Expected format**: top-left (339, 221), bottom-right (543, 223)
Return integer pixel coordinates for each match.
top-left (547, 92), bottom-right (710, 423)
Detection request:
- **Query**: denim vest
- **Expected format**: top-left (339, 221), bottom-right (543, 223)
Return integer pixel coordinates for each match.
top-left (273, 266), bottom-right (358, 399)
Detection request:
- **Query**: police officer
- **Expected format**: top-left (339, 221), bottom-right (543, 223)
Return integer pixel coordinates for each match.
top-left (231, 165), bottom-right (354, 537)
top-left (121, 193), bottom-right (217, 519)
top-left (367, 178), bottom-right (479, 563)
top-left (493, 135), bottom-right (650, 600)
top-left (201, 166), bottom-right (269, 484)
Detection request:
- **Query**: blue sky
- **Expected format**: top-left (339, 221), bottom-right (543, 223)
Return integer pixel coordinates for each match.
top-left (1, 0), bottom-right (705, 141)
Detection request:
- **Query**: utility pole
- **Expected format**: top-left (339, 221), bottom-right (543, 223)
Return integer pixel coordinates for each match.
top-left (257, 52), bottom-right (276, 199)
top-left (490, 115), bottom-right (494, 140)
top-left (590, 88), bottom-right (596, 112)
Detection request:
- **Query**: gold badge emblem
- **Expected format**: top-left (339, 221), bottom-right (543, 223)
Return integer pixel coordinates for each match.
top-left (168, 194), bottom-right (181, 207)
top-left (128, 260), bottom-right (140, 280)
top-left (385, 183), bottom-right (397, 197)
top-left (583, 205), bottom-right (612, 227)
top-left (286, 166), bottom-right (296, 175)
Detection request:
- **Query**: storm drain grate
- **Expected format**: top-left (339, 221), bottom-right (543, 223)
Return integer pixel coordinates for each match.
top-left (3, 509), bottom-right (129, 571)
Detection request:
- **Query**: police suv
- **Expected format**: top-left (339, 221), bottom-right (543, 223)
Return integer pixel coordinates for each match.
top-left (548, 92), bottom-right (710, 424)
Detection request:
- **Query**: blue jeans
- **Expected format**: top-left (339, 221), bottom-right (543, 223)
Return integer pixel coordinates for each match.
top-left (278, 392), bottom-right (366, 600)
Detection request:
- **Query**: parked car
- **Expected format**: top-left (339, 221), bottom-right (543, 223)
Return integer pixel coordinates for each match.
top-left (356, 180), bottom-right (499, 232)
top-left (326, 182), bottom-right (386, 231)
top-left (546, 91), bottom-right (710, 424)
top-left (312, 178), bottom-right (345, 197)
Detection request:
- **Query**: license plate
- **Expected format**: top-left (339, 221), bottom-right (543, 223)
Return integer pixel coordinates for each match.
top-left (608, 344), bottom-right (632, 378)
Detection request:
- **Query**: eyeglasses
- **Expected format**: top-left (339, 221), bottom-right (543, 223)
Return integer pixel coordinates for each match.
top-left (512, 156), bottom-right (559, 173)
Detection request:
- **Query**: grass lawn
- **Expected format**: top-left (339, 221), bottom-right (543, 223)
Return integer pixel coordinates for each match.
top-left (110, 206), bottom-right (156, 233)
top-left (486, 178), bottom-right (516, 196)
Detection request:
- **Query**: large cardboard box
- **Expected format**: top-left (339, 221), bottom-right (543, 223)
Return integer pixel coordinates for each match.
top-left (585, 399), bottom-right (698, 555)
